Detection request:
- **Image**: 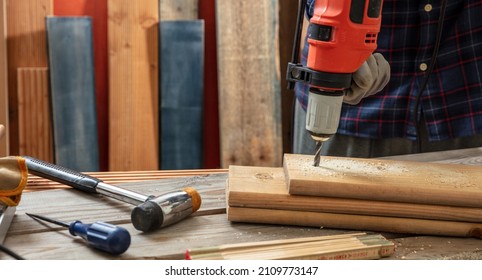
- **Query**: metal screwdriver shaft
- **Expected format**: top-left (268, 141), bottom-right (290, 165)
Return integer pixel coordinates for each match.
top-left (26, 213), bottom-right (131, 255)
top-left (26, 213), bottom-right (70, 227)
top-left (313, 141), bottom-right (323, 167)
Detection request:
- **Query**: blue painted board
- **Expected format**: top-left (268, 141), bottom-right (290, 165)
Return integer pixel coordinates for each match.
top-left (46, 17), bottom-right (99, 171)
top-left (160, 20), bottom-right (204, 169)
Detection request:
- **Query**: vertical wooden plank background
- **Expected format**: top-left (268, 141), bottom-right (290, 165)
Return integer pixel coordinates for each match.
top-left (5, 0), bottom-right (52, 156)
top-left (47, 17), bottom-right (99, 171)
top-left (199, 0), bottom-right (220, 169)
top-left (160, 0), bottom-right (198, 20)
top-left (108, 0), bottom-right (159, 171)
top-left (17, 67), bottom-right (53, 162)
top-left (53, 0), bottom-right (109, 171)
top-left (0, 0), bottom-right (8, 156)
top-left (160, 20), bottom-right (204, 170)
top-left (216, 0), bottom-right (282, 168)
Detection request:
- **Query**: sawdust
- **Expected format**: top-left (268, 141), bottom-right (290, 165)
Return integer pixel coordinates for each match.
top-left (291, 157), bottom-right (410, 179)
top-left (287, 155), bottom-right (480, 189)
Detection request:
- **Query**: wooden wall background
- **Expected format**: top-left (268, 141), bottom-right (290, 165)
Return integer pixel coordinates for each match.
top-left (0, 0), bottom-right (8, 156)
top-left (53, 0), bottom-right (109, 171)
top-left (5, 0), bottom-right (52, 157)
top-left (1, 0), bottom-right (299, 169)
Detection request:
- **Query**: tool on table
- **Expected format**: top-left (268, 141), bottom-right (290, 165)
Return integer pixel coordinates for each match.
top-left (26, 213), bottom-right (131, 255)
top-left (0, 205), bottom-right (15, 244)
top-left (286, 0), bottom-right (384, 166)
top-left (0, 156), bottom-right (29, 243)
top-left (23, 156), bottom-right (202, 232)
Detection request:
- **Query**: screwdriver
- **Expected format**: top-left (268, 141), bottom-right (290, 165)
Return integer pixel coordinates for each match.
top-left (26, 213), bottom-right (131, 255)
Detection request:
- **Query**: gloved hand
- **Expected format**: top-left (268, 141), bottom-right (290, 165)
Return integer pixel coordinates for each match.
top-left (0, 156), bottom-right (28, 206)
top-left (344, 53), bottom-right (390, 105)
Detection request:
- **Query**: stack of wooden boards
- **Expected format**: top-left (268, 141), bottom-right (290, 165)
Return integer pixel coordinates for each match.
top-left (227, 154), bottom-right (482, 238)
top-left (186, 233), bottom-right (395, 260)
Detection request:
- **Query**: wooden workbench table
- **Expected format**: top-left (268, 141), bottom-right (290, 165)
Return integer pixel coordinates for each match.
top-left (3, 148), bottom-right (482, 260)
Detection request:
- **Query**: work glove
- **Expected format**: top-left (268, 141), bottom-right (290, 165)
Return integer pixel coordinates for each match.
top-left (344, 53), bottom-right (390, 105)
top-left (0, 156), bottom-right (28, 206)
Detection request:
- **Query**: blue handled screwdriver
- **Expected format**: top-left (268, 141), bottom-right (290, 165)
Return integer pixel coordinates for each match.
top-left (26, 213), bottom-right (131, 255)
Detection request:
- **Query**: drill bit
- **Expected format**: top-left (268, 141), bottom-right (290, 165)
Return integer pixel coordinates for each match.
top-left (313, 141), bottom-right (323, 167)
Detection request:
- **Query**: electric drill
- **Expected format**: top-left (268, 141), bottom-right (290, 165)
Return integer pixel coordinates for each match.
top-left (287, 0), bottom-right (384, 165)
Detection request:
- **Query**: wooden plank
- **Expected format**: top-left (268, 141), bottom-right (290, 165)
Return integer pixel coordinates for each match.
top-left (160, 20), bottom-right (204, 169)
top-left (227, 207), bottom-right (482, 238)
top-left (216, 0), bottom-right (282, 168)
top-left (53, 0), bottom-right (109, 171)
top-left (108, 0), bottom-right (159, 171)
top-left (46, 17), bottom-right (99, 171)
top-left (284, 153), bottom-right (482, 207)
top-left (5, 0), bottom-right (52, 155)
top-left (0, 0), bottom-right (8, 156)
top-left (227, 165), bottom-right (482, 223)
top-left (0, 0), bottom-right (6, 157)
top-left (5, 211), bottom-right (343, 260)
top-left (25, 169), bottom-right (228, 192)
top-left (187, 233), bottom-right (395, 260)
top-left (160, 0), bottom-right (198, 20)
top-left (17, 68), bottom-right (53, 162)
top-left (199, 0), bottom-right (220, 168)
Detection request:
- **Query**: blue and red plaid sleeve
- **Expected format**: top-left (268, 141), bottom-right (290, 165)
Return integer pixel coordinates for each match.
top-left (296, 0), bottom-right (482, 141)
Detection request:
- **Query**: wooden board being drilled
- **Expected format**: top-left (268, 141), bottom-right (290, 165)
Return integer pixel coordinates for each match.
top-left (284, 154), bottom-right (482, 207)
top-left (227, 165), bottom-right (482, 223)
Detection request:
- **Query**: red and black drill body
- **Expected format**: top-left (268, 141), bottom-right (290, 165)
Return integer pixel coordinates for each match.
top-left (287, 0), bottom-right (384, 145)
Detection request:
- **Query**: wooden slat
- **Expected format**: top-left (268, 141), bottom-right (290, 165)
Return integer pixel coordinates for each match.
top-left (46, 17), bottom-right (99, 171)
top-left (227, 207), bottom-right (482, 238)
top-left (17, 68), bottom-right (53, 162)
top-left (227, 165), bottom-right (482, 223)
top-left (5, 0), bottom-right (52, 155)
top-left (160, 20), bottom-right (204, 169)
top-left (25, 169), bottom-right (228, 191)
top-left (216, 0), bottom-right (282, 168)
top-left (53, 0), bottom-right (109, 171)
top-left (160, 0), bottom-right (198, 20)
top-left (108, 0), bottom-right (159, 171)
top-left (0, 0), bottom-right (8, 157)
top-left (0, 0), bottom-right (9, 157)
top-left (187, 233), bottom-right (395, 260)
top-left (284, 154), bottom-right (482, 207)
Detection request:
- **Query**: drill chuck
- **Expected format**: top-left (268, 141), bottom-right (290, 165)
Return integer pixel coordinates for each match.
top-left (306, 89), bottom-right (344, 141)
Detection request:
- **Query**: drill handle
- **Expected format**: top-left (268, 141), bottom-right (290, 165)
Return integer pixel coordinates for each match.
top-left (23, 156), bottom-right (100, 194)
top-left (287, 0), bottom-right (308, 90)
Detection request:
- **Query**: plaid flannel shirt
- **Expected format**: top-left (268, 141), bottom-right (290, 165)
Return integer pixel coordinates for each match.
top-left (296, 0), bottom-right (482, 141)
